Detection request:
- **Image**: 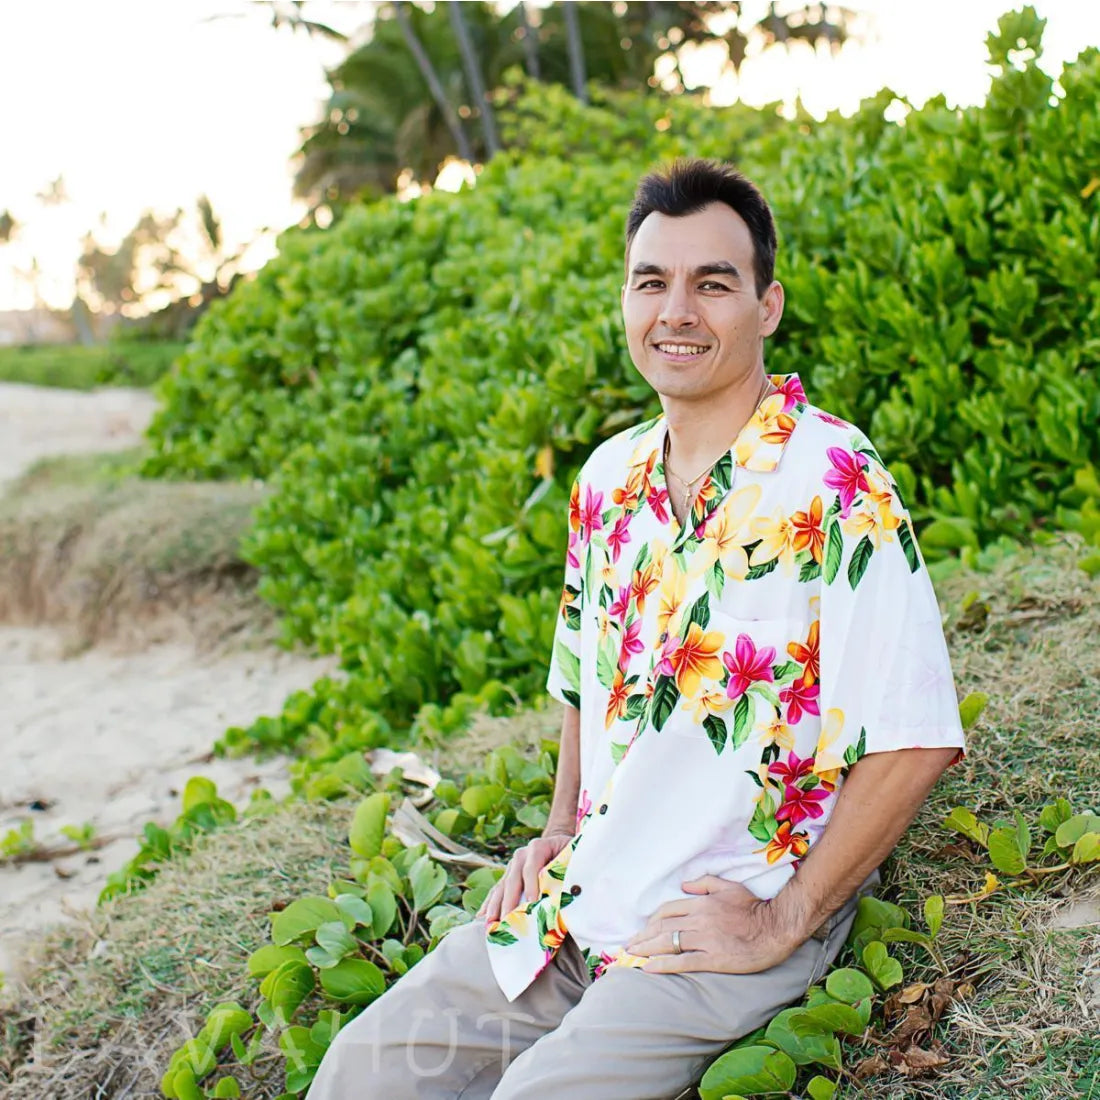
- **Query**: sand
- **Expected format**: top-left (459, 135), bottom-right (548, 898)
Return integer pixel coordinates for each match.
top-left (0, 382), bottom-right (338, 980)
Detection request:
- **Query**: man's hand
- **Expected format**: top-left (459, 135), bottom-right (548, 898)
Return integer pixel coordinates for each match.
top-left (624, 875), bottom-right (798, 974)
top-left (476, 832), bottom-right (576, 923)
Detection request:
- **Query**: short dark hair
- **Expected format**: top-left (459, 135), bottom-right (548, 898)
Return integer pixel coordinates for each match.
top-left (624, 158), bottom-right (777, 298)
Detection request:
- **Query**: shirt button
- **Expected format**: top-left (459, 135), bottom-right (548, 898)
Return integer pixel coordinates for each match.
top-left (598, 804), bottom-right (608, 814)
top-left (659, 631), bottom-right (668, 643)
top-left (570, 883), bottom-right (582, 896)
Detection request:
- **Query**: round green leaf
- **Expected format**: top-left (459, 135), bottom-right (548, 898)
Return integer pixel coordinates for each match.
top-left (824, 967), bottom-right (874, 1004)
top-left (699, 1045), bottom-right (796, 1098)
top-left (247, 943), bottom-right (307, 978)
top-left (1071, 831), bottom-right (1100, 864)
top-left (348, 793), bottom-right (390, 860)
top-left (271, 896), bottom-right (343, 946)
top-left (319, 958), bottom-right (387, 1005)
top-left (861, 941), bottom-right (903, 991)
top-left (265, 960), bottom-right (315, 1026)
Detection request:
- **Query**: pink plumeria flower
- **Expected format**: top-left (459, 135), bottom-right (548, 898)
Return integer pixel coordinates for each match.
top-left (722, 633), bottom-right (777, 699)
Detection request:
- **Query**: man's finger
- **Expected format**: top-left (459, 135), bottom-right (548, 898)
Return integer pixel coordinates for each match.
top-left (499, 859), bottom-right (526, 915)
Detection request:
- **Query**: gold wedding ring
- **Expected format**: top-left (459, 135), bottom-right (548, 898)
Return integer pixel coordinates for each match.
top-left (671, 929), bottom-right (683, 954)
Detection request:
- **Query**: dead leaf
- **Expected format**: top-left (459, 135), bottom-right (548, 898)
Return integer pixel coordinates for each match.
top-left (898, 982), bottom-right (931, 1003)
top-left (899, 1042), bottom-right (951, 1075)
top-left (890, 1004), bottom-right (934, 1044)
top-left (852, 1054), bottom-right (891, 1080)
top-left (929, 992), bottom-right (953, 1021)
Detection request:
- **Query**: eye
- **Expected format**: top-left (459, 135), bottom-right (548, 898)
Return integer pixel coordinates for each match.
top-left (701, 281), bottom-right (730, 291)
top-left (637, 279), bottom-right (664, 289)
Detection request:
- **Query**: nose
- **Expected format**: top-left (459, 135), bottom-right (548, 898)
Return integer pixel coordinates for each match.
top-left (657, 280), bottom-right (699, 328)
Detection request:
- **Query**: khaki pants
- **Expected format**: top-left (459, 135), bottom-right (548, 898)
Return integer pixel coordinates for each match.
top-left (306, 870), bottom-right (877, 1099)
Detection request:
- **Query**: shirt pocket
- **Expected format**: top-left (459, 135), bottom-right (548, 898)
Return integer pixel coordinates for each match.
top-left (671, 611), bottom-right (807, 757)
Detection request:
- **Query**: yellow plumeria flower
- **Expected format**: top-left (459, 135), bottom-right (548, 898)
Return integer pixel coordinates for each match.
top-left (683, 689), bottom-right (735, 723)
top-left (758, 713), bottom-right (794, 751)
top-left (749, 508), bottom-right (797, 573)
top-left (813, 707), bottom-right (847, 775)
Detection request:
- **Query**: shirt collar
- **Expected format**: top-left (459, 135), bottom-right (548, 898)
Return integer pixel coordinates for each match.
top-left (628, 371), bottom-right (809, 475)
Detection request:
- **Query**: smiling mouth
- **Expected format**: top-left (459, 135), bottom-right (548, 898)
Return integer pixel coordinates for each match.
top-left (652, 342), bottom-right (711, 361)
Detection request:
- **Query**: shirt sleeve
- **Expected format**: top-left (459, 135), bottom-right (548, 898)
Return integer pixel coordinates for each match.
top-left (812, 432), bottom-right (966, 778)
top-left (545, 474), bottom-right (584, 710)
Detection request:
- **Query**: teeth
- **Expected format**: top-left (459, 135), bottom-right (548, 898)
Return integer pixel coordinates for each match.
top-left (656, 343), bottom-right (708, 355)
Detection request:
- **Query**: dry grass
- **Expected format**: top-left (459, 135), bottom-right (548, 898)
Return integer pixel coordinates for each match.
top-left (0, 534), bottom-right (1096, 1099)
top-left (0, 801), bottom-right (349, 1099)
top-left (0, 451), bottom-right (276, 655)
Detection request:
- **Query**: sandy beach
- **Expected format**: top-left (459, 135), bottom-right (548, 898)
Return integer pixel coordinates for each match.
top-left (0, 383), bottom-right (337, 980)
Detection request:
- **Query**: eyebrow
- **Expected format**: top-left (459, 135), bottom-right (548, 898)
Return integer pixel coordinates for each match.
top-left (629, 261), bottom-right (741, 281)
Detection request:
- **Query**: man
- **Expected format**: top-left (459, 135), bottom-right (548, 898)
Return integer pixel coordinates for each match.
top-left (307, 157), bottom-right (966, 1099)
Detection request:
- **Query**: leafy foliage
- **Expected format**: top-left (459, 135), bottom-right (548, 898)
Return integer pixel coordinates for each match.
top-left (144, 10), bottom-right (1100, 763)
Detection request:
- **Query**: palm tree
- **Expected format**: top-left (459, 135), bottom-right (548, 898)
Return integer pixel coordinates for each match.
top-left (448, 1), bottom-right (501, 156)
top-left (562, 2), bottom-right (588, 104)
top-left (394, 1), bottom-right (475, 163)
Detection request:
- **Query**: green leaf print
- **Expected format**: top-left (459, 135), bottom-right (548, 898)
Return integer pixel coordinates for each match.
top-left (745, 556), bottom-right (779, 581)
top-left (610, 741), bottom-right (629, 764)
top-left (731, 693), bottom-right (753, 749)
top-left (843, 726), bottom-right (868, 766)
top-left (630, 541), bottom-right (651, 574)
top-left (749, 680), bottom-right (780, 709)
top-left (565, 605), bottom-right (581, 631)
top-left (488, 926), bottom-right (518, 947)
top-left (562, 689), bottom-right (580, 709)
top-left (822, 520), bottom-right (843, 584)
top-left (799, 557), bottom-right (822, 582)
top-left (705, 558), bottom-right (725, 600)
top-left (748, 790), bottom-right (778, 843)
top-left (898, 518), bottom-right (921, 574)
top-left (847, 534), bottom-right (875, 590)
top-left (710, 453), bottom-right (734, 494)
top-left (688, 592), bottom-right (710, 631)
top-left (824, 495), bottom-right (842, 519)
top-left (625, 693), bottom-right (647, 720)
top-left (554, 639), bottom-right (581, 693)
top-left (651, 675), bottom-right (680, 732)
top-left (596, 633), bottom-right (618, 689)
top-left (771, 659), bottom-right (802, 685)
top-left (703, 713), bottom-right (727, 754)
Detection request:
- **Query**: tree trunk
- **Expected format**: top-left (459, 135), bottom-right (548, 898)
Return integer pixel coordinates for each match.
top-left (392, 1), bottom-right (475, 164)
top-left (562, 1), bottom-right (588, 104)
top-left (448, 1), bottom-right (501, 157)
top-left (517, 1), bottom-right (540, 79)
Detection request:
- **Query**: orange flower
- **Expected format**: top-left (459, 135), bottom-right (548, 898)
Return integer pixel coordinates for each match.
top-left (787, 619), bottom-right (820, 686)
top-left (630, 560), bottom-right (660, 614)
top-left (668, 621), bottom-right (725, 696)
top-left (791, 495), bottom-right (826, 564)
top-left (568, 478), bottom-right (582, 533)
top-left (605, 668), bottom-right (631, 729)
top-left (762, 821), bottom-right (810, 864)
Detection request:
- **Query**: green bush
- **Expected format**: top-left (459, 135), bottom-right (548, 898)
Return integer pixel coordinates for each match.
top-left (0, 340), bottom-right (184, 390)
top-left (143, 9), bottom-right (1100, 760)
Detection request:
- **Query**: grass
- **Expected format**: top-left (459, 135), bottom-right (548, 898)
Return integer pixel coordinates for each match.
top-left (0, 449), bottom-right (275, 653)
top-left (0, 535), bottom-right (1096, 1098)
top-left (0, 341), bottom-right (186, 390)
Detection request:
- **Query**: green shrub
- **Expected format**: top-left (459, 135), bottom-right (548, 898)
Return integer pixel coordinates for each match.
top-left (144, 10), bottom-right (1100, 759)
top-left (0, 341), bottom-right (184, 390)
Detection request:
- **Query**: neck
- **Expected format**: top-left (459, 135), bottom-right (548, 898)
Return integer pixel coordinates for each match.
top-left (663, 370), bottom-right (775, 479)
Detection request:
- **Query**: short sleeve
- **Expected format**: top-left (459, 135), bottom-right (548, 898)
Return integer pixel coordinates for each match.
top-left (545, 475), bottom-right (584, 710)
top-left (812, 436), bottom-right (966, 777)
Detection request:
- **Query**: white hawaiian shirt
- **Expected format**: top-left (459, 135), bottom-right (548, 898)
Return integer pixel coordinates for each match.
top-left (485, 371), bottom-right (967, 1002)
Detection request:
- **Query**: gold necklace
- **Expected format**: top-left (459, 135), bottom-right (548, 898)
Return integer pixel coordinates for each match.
top-left (663, 376), bottom-right (775, 515)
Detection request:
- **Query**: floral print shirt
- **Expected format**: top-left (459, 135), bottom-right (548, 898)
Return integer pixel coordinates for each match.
top-left (485, 372), bottom-right (967, 1002)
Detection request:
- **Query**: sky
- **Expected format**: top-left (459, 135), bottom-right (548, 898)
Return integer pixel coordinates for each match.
top-left (1, 0), bottom-right (1098, 314)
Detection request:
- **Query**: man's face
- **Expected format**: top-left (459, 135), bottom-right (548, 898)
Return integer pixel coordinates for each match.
top-left (620, 202), bottom-right (783, 403)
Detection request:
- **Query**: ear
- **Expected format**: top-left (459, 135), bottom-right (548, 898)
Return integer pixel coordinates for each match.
top-left (759, 280), bottom-right (784, 338)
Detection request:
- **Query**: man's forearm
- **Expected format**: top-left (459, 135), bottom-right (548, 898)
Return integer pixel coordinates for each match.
top-left (769, 746), bottom-right (959, 947)
top-left (542, 703), bottom-right (582, 836)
